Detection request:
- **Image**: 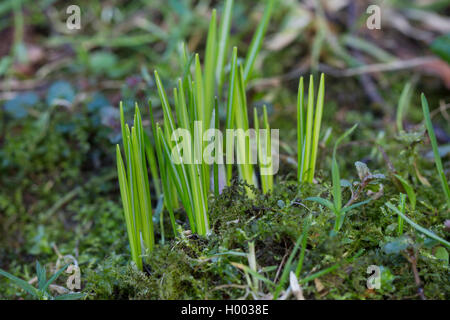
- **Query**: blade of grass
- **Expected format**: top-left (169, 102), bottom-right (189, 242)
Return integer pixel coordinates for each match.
top-left (154, 195), bottom-right (165, 244)
top-left (298, 249), bottom-right (365, 285)
top-left (154, 70), bottom-right (176, 134)
top-left (193, 55), bottom-right (211, 200)
top-left (262, 105), bottom-right (273, 192)
top-left (135, 107), bottom-right (155, 250)
top-left (253, 106), bottom-right (273, 192)
top-left (421, 93), bottom-right (450, 208)
top-left (54, 293), bottom-right (85, 300)
top-left (174, 82), bottom-right (207, 230)
top-left (247, 242), bottom-right (259, 291)
top-left (332, 124), bottom-right (358, 230)
top-left (131, 125), bottom-right (154, 252)
top-left (204, 9), bottom-right (217, 128)
top-left (231, 262), bottom-right (275, 288)
top-left (308, 73), bottom-right (325, 183)
top-left (333, 122), bottom-right (358, 160)
top-left (124, 123), bottom-right (146, 266)
top-left (340, 199), bottom-right (371, 214)
top-left (302, 75), bottom-right (314, 182)
top-left (36, 261), bottom-right (46, 291)
top-left (297, 77), bottom-right (305, 182)
top-left (0, 268), bottom-right (38, 297)
top-left (254, 106), bottom-right (268, 193)
top-left (333, 124), bottom-right (358, 158)
top-left (386, 202), bottom-right (450, 248)
top-left (398, 193), bottom-right (406, 236)
top-left (126, 126), bottom-right (144, 255)
top-left (214, 97), bottom-right (220, 197)
top-left (394, 174), bottom-right (416, 210)
top-left (120, 102), bottom-right (130, 165)
top-left (331, 156), bottom-right (341, 213)
top-left (310, 19), bottom-right (326, 73)
top-left (175, 80), bottom-right (191, 131)
top-left (273, 223), bottom-right (310, 299)
top-left (216, 0), bottom-right (233, 93)
top-left (144, 132), bottom-right (162, 197)
top-left (42, 264), bottom-right (69, 293)
top-left (157, 125), bottom-right (197, 233)
top-left (304, 196), bottom-right (335, 211)
top-left (295, 218), bottom-right (311, 278)
top-left (148, 101), bottom-right (177, 236)
top-left (235, 64), bottom-right (255, 192)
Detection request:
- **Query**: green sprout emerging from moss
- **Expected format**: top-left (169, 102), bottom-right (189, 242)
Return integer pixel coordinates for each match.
top-left (116, 0), bottom-right (276, 270)
top-left (306, 125), bottom-right (372, 232)
top-left (421, 94), bottom-right (450, 208)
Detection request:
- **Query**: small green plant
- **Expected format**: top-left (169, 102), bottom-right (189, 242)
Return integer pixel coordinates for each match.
top-left (254, 105), bottom-right (274, 193)
top-left (421, 94), bottom-right (450, 208)
top-left (297, 74), bottom-right (325, 183)
top-left (397, 193), bottom-right (406, 235)
top-left (306, 125), bottom-right (371, 232)
top-left (0, 262), bottom-right (84, 300)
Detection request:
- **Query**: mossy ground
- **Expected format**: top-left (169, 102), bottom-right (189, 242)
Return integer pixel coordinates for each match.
top-left (0, 0), bottom-right (449, 300)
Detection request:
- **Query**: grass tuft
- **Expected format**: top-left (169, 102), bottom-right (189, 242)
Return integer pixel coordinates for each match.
top-left (297, 73), bottom-right (325, 183)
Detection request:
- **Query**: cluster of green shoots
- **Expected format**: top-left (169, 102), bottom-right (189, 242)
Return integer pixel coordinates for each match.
top-left (420, 94), bottom-right (450, 208)
top-left (116, 0), bottom-right (283, 270)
